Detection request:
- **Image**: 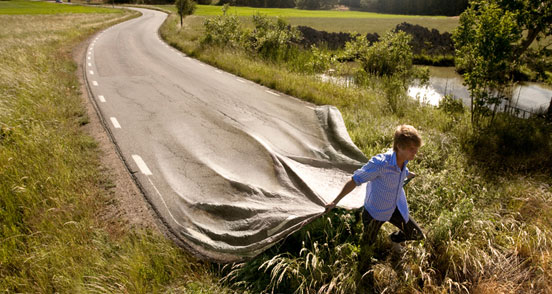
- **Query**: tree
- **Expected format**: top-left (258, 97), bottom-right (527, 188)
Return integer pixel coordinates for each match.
top-left (175, 0), bottom-right (196, 27)
top-left (453, 0), bottom-right (552, 128)
top-left (491, 0), bottom-right (551, 58)
top-left (344, 31), bottom-right (428, 114)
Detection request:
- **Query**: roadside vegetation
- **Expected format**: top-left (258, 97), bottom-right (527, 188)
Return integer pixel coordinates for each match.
top-left (0, 2), bottom-right (224, 293)
top-left (160, 3), bottom-right (552, 293)
top-left (157, 4), bottom-right (459, 35)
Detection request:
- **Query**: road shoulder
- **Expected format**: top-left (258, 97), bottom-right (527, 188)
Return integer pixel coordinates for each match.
top-left (73, 32), bottom-right (162, 233)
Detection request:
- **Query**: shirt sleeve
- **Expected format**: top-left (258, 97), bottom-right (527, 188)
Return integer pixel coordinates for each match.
top-left (352, 154), bottom-right (384, 186)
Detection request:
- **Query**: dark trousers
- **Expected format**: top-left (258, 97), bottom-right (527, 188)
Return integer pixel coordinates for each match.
top-left (358, 208), bottom-right (425, 282)
top-left (361, 207), bottom-right (424, 245)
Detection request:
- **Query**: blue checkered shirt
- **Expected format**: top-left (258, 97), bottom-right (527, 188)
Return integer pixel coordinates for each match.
top-left (352, 150), bottom-right (410, 222)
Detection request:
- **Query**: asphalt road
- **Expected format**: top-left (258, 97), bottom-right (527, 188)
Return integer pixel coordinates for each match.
top-left (85, 8), bottom-right (367, 262)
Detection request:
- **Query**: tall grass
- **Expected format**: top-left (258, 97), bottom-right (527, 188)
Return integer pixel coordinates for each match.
top-left (0, 8), bottom-right (225, 293)
top-left (160, 10), bottom-right (552, 293)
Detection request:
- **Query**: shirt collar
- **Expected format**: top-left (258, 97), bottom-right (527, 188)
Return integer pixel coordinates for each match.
top-left (391, 150), bottom-right (408, 170)
top-left (391, 150), bottom-right (398, 167)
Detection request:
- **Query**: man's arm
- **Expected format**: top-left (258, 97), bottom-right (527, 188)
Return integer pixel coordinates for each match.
top-left (325, 178), bottom-right (357, 212)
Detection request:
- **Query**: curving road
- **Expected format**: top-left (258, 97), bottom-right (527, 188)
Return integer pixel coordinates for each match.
top-left (85, 8), bottom-right (367, 262)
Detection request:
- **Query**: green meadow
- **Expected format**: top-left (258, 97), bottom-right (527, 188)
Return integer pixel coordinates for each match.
top-left (157, 4), bottom-right (459, 34)
top-left (194, 4), bottom-right (440, 18)
top-left (0, 0), bottom-right (118, 14)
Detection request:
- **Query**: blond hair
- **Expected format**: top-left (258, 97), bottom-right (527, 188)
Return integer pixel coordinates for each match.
top-left (393, 125), bottom-right (422, 151)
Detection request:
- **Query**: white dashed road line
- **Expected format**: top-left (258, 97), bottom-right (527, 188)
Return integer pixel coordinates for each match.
top-left (236, 78), bottom-right (246, 83)
top-left (92, 81), bottom-right (98, 86)
top-left (133, 155), bottom-right (153, 176)
top-left (98, 95), bottom-right (106, 103)
top-left (265, 90), bottom-right (280, 96)
top-left (110, 117), bottom-right (121, 129)
top-left (89, 70), bottom-right (94, 75)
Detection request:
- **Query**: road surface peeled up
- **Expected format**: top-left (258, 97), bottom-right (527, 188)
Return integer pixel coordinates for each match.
top-left (85, 8), bottom-right (367, 262)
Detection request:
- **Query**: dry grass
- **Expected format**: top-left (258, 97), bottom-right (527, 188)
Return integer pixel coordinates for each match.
top-left (0, 9), bottom-right (225, 294)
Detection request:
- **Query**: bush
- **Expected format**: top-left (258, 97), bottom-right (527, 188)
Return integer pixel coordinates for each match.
top-left (438, 94), bottom-right (465, 114)
top-left (345, 31), bottom-right (413, 77)
top-left (202, 13), bottom-right (242, 48)
top-left (304, 45), bottom-right (336, 73)
top-left (462, 115), bottom-right (552, 172)
top-left (245, 14), bottom-right (301, 61)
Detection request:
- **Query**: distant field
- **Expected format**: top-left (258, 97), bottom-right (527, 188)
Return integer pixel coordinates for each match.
top-left (0, 0), bottom-right (119, 14)
top-left (157, 4), bottom-right (458, 34)
top-left (285, 16), bottom-right (458, 34)
top-left (194, 5), bottom-right (442, 19)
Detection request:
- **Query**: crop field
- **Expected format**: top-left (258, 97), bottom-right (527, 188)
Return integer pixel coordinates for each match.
top-left (157, 4), bottom-right (459, 34)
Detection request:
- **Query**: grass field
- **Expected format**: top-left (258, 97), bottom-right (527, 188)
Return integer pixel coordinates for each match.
top-left (194, 4), bottom-right (445, 18)
top-left (157, 4), bottom-right (459, 34)
top-left (0, 3), bottom-right (225, 293)
top-left (0, 0), bottom-right (118, 14)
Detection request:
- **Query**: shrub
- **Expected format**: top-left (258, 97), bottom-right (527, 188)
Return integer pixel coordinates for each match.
top-left (438, 94), bottom-right (465, 114)
top-left (201, 13), bottom-right (242, 48)
top-left (362, 30), bottom-right (413, 77)
top-left (245, 14), bottom-right (301, 61)
top-left (462, 115), bottom-right (552, 172)
top-left (344, 31), bottom-right (414, 78)
top-left (344, 30), bottom-right (429, 114)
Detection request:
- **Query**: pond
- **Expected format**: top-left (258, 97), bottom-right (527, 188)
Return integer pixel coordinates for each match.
top-left (408, 67), bottom-right (552, 114)
top-left (319, 67), bottom-right (552, 116)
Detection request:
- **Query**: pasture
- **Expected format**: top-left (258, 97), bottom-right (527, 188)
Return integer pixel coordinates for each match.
top-left (158, 4), bottom-right (459, 34)
top-left (0, 0), bottom-right (118, 14)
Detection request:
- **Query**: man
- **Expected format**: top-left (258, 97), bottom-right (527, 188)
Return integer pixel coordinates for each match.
top-left (326, 125), bottom-right (425, 258)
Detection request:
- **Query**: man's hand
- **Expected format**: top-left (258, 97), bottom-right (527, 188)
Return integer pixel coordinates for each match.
top-left (325, 179), bottom-right (357, 213)
top-left (403, 172), bottom-right (417, 186)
